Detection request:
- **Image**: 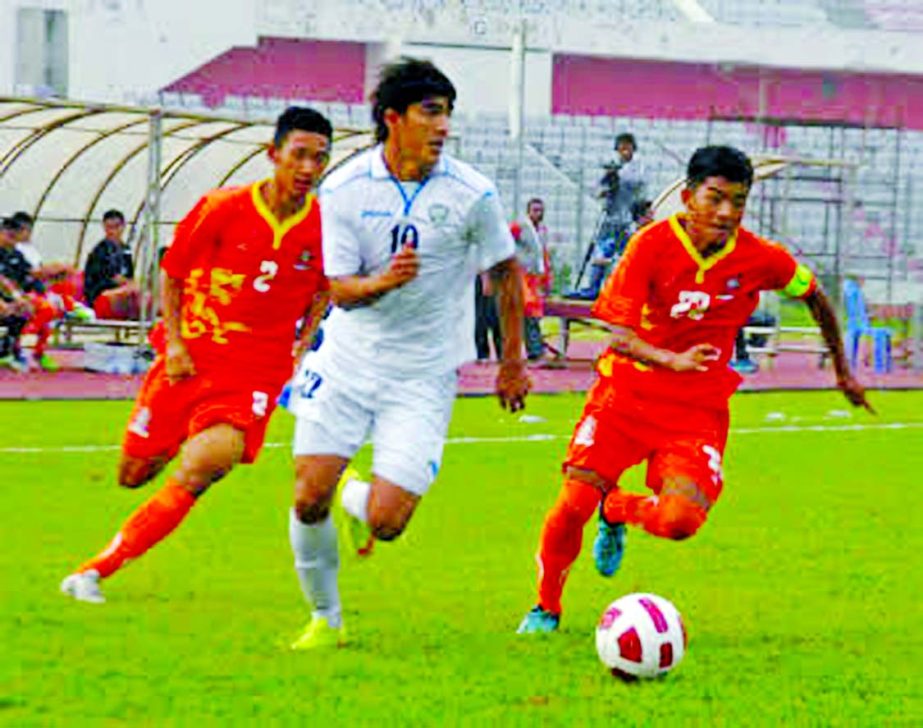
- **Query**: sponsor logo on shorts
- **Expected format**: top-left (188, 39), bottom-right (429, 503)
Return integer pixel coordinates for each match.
top-left (573, 415), bottom-right (596, 447)
top-left (128, 407), bottom-right (151, 438)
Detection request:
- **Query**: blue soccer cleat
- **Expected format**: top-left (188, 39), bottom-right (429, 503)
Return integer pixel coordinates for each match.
top-left (516, 605), bottom-right (560, 634)
top-left (593, 512), bottom-right (627, 578)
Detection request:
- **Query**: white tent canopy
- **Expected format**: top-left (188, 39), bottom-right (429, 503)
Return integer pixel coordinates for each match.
top-left (0, 97), bottom-right (371, 267)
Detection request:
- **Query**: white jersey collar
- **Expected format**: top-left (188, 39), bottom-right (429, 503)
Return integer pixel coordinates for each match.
top-left (370, 143), bottom-right (449, 181)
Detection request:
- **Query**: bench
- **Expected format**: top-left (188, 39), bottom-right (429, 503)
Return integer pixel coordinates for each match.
top-left (542, 298), bottom-right (608, 361)
top-left (744, 324), bottom-right (830, 368)
top-left (53, 318), bottom-right (147, 348)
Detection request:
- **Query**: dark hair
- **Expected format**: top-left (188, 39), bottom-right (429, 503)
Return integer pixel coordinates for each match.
top-left (687, 146), bottom-right (754, 188)
top-left (615, 132), bottom-right (637, 150)
top-left (1, 217), bottom-right (21, 232)
top-left (526, 197), bottom-right (544, 209)
top-left (103, 209), bottom-right (125, 223)
top-left (274, 106), bottom-right (333, 148)
top-left (631, 199), bottom-right (653, 221)
top-left (11, 211), bottom-right (33, 228)
top-left (371, 57), bottom-right (456, 143)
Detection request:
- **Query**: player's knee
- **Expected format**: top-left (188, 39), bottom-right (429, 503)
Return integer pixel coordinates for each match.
top-left (653, 495), bottom-right (707, 541)
top-left (117, 456), bottom-right (163, 488)
top-left (293, 495), bottom-right (329, 525)
top-left (178, 425), bottom-right (244, 490)
top-left (369, 513), bottom-right (408, 542)
top-left (559, 477), bottom-right (604, 523)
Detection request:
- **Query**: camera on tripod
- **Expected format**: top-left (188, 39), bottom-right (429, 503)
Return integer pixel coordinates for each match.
top-left (599, 161), bottom-right (622, 203)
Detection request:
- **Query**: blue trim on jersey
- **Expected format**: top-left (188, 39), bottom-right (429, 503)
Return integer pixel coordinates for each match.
top-left (322, 169), bottom-right (371, 195)
top-left (389, 174), bottom-right (431, 216)
top-left (432, 169), bottom-right (482, 195)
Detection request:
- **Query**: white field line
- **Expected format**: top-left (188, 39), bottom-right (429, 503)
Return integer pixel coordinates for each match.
top-left (1, 421), bottom-right (921, 455)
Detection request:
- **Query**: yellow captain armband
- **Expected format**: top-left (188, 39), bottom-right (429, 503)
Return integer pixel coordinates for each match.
top-left (782, 264), bottom-right (816, 299)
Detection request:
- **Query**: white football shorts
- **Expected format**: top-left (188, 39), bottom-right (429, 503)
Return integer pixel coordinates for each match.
top-left (289, 347), bottom-right (458, 496)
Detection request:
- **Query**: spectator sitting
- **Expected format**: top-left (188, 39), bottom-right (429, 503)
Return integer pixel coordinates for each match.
top-left (0, 217), bottom-right (40, 370)
top-left (11, 211), bottom-right (93, 323)
top-left (12, 211), bottom-right (42, 269)
top-left (83, 209), bottom-right (140, 320)
top-left (510, 197), bottom-right (550, 361)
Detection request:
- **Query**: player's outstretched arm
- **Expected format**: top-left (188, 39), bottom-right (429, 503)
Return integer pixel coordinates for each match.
top-left (491, 256), bottom-right (530, 412)
top-left (329, 246), bottom-right (419, 309)
top-left (161, 272), bottom-right (196, 382)
top-left (804, 286), bottom-right (874, 413)
top-left (609, 325), bottom-right (719, 373)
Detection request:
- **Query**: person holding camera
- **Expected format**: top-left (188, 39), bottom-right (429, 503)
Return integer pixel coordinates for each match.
top-left (585, 133), bottom-right (647, 297)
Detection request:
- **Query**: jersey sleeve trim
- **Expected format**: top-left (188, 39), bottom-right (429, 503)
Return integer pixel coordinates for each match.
top-left (782, 263), bottom-right (817, 299)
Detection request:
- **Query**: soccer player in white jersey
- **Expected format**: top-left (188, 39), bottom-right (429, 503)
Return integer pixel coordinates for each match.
top-left (286, 58), bottom-right (531, 649)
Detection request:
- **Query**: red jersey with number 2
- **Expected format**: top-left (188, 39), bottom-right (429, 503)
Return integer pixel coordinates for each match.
top-left (160, 182), bottom-right (328, 386)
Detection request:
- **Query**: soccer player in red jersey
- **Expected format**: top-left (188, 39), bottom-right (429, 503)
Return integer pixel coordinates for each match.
top-left (60, 107), bottom-right (333, 603)
top-left (517, 146), bottom-right (872, 633)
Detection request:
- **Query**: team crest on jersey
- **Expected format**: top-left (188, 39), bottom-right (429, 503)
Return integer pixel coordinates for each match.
top-left (293, 249), bottom-right (314, 270)
top-left (128, 406), bottom-right (151, 438)
top-left (670, 291), bottom-right (711, 320)
top-left (428, 203), bottom-right (450, 225)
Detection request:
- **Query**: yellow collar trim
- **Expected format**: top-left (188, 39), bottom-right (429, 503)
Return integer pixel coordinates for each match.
top-left (669, 213), bottom-right (738, 284)
top-left (251, 180), bottom-right (314, 250)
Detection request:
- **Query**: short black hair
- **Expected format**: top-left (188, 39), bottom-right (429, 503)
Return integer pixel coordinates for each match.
top-left (615, 132), bottom-right (637, 150)
top-left (11, 211), bottom-right (33, 228)
top-left (371, 57), bottom-right (456, 143)
top-left (527, 197), bottom-right (544, 209)
top-left (274, 106), bottom-right (333, 148)
top-left (631, 199), bottom-right (653, 221)
top-left (103, 209), bottom-right (125, 223)
top-left (687, 146), bottom-right (754, 189)
top-left (1, 217), bottom-right (21, 232)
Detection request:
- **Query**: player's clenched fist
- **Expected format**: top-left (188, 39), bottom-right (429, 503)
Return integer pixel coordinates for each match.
top-left (164, 341), bottom-right (196, 383)
top-left (496, 359), bottom-right (531, 412)
top-left (668, 343), bottom-right (720, 373)
top-left (384, 245), bottom-right (420, 288)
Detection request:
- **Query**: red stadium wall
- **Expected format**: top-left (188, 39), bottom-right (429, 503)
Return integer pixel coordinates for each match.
top-left (165, 37), bottom-right (366, 106)
top-left (553, 55), bottom-right (923, 129)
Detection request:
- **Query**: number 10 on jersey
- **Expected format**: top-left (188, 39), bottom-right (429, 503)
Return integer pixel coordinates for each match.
top-left (390, 223), bottom-right (419, 254)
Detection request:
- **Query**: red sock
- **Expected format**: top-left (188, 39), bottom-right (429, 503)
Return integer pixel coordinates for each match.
top-left (78, 479), bottom-right (197, 578)
top-left (604, 491), bottom-right (707, 541)
top-left (535, 479), bottom-right (601, 615)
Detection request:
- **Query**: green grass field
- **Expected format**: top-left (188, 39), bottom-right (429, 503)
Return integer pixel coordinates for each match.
top-left (2, 391), bottom-right (922, 727)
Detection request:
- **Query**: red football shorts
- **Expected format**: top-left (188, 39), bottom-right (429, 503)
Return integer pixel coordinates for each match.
top-left (122, 357), bottom-right (279, 465)
top-left (564, 377), bottom-right (730, 505)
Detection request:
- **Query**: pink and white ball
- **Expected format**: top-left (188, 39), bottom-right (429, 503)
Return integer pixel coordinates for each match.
top-left (596, 593), bottom-right (687, 680)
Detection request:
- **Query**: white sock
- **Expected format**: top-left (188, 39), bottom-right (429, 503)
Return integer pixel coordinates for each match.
top-left (288, 509), bottom-right (342, 628)
top-left (341, 478), bottom-right (371, 523)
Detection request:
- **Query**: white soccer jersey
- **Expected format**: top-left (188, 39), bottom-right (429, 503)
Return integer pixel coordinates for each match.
top-left (317, 144), bottom-right (515, 377)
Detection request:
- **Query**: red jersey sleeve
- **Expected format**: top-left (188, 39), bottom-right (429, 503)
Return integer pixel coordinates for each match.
top-left (160, 194), bottom-right (220, 279)
top-left (591, 229), bottom-right (655, 329)
top-left (756, 237), bottom-right (818, 300)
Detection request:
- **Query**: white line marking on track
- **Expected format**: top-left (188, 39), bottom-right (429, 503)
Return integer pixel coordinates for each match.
top-left (1, 422), bottom-right (921, 455)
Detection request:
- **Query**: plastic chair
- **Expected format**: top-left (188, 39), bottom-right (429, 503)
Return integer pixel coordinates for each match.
top-left (873, 328), bottom-right (892, 374)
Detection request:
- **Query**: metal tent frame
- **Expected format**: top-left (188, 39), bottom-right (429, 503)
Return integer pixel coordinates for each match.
top-left (0, 96), bottom-right (372, 343)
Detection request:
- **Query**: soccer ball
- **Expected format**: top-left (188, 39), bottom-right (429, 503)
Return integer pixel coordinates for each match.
top-left (595, 593), bottom-right (687, 680)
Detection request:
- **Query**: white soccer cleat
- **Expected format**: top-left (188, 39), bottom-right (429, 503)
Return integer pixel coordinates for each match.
top-left (60, 570), bottom-right (106, 604)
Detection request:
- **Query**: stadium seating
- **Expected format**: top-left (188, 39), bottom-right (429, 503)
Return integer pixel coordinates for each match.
top-left (697, 0), bottom-right (830, 26)
top-left (863, 1), bottom-right (923, 31)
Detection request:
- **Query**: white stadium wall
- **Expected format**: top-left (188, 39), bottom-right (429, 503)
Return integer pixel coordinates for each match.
top-left (5, 1), bottom-right (923, 109)
top-left (399, 44), bottom-right (552, 118)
